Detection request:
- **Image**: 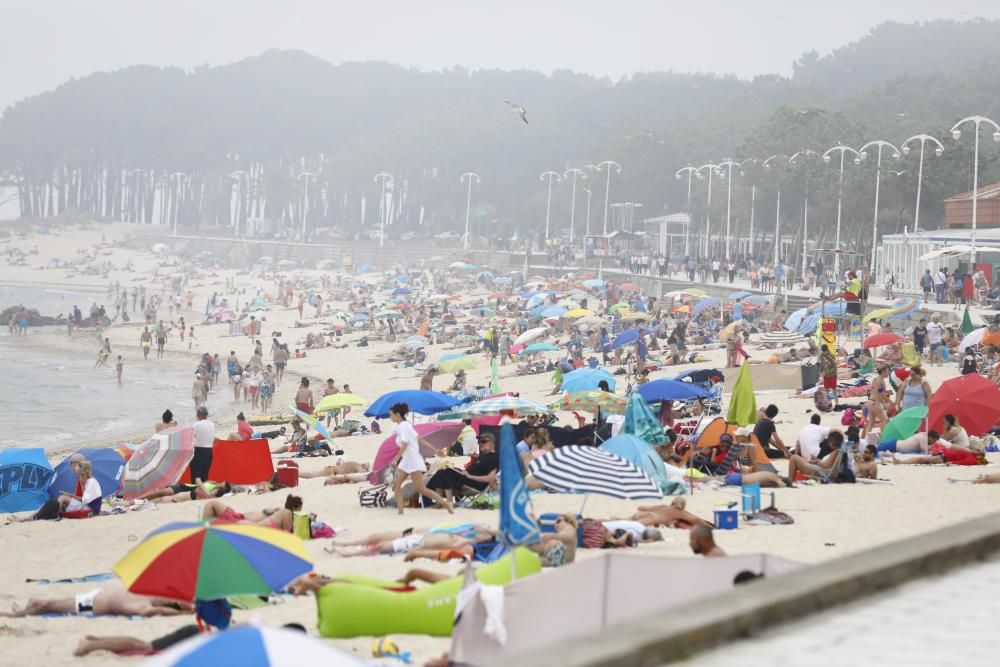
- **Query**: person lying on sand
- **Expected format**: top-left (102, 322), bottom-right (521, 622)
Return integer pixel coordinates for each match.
top-left (892, 442), bottom-right (987, 467)
top-left (630, 498), bottom-right (711, 529)
top-left (200, 494), bottom-right (302, 531)
top-left (288, 569), bottom-right (453, 597)
top-left (325, 526), bottom-right (495, 558)
top-left (0, 585), bottom-right (194, 618)
top-left (528, 514), bottom-right (578, 567)
top-left (855, 445), bottom-right (879, 480)
top-left (299, 460), bottom-right (369, 484)
top-left (137, 480), bottom-right (232, 503)
top-left (73, 623), bottom-right (306, 657)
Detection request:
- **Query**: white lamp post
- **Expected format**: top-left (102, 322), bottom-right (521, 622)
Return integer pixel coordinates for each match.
top-left (460, 172), bottom-right (480, 251)
top-left (822, 144), bottom-right (863, 276)
top-left (582, 187), bottom-right (593, 255)
top-left (595, 160), bottom-right (622, 234)
top-left (789, 149), bottom-right (819, 280)
top-left (900, 134), bottom-right (944, 233)
top-left (297, 171), bottom-right (316, 241)
top-left (950, 115), bottom-right (1000, 268)
top-left (717, 159), bottom-right (742, 260)
top-left (675, 165), bottom-right (697, 257)
top-left (540, 170), bottom-right (562, 242)
top-left (762, 155), bottom-right (787, 268)
top-left (170, 171), bottom-right (188, 236)
top-left (564, 167), bottom-right (586, 245)
top-left (373, 172), bottom-right (392, 248)
top-left (858, 140), bottom-right (902, 276)
top-left (695, 163), bottom-right (721, 257)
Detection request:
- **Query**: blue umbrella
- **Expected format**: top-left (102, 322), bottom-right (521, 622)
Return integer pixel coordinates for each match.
top-left (348, 314), bottom-right (369, 324)
top-left (638, 379), bottom-right (710, 403)
top-left (631, 299), bottom-right (647, 312)
top-left (562, 367), bottom-right (617, 393)
top-left (524, 342), bottom-right (559, 353)
top-left (540, 306), bottom-right (568, 318)
top-left (599, 434), bottom-right (670, 492)
top-left (392, 287), bottom-right (410, 295)
top-left (48, 448), bottom-right (125, 499)
top-left (364, 390), bottom-right (463, 419)
top-left (745, 294), bottom-right (771, 306)
top-left (498, 423), bottom-right (541, 550)
top-left (816, 300), bottom-right (848, 317)
top-left (729, 291), bottom-right (753, 300)
top-left (0, 448), bottom-right (54, 513)
top-left (784, 307), bottom-right (810, 332)
top-left (623, 392), bottom-right (668, 446)
top-left (692, 297), bottom-right (720, 318)
top-left (583, 279), bottom-right (605, 288)
top-left (438, 352), bottom-right (466, 362)
top-left (796, 313), bottom-right (820, 336)
top-left (525, 294), bottom-right (546, 309)
top-left (610, 327), bottom-right (647, 350)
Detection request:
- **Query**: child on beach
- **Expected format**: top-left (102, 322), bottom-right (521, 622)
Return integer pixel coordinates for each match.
top-left (115, 356), bottom-right (123, 384)
top-left (188, 326), bottom-right (196, 349)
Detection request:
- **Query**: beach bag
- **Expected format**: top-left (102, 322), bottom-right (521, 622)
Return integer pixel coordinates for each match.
top-left (293, 512), bottom-right (314, 539)
top-left (358, 483), bottom-right (389, 508)
top-left (840, 408), bottom-right (856, 427)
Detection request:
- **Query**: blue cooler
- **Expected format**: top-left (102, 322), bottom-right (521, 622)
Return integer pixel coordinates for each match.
top-left (714, 507), bottom-right (739, 530)
top-left (741, 482), bottom-right (761, 515)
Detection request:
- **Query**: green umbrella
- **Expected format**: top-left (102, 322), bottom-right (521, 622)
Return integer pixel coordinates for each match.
top-left (624, 392), bottom-right (667, 445)
top-left (726, 361), bottom-right (757, 427)
top-left (961, 306), bottom-right (975, 336)
top-left (882, 406), bottom-right (928, 442)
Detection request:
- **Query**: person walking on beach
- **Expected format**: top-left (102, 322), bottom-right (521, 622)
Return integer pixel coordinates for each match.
top-left (140, 327), bottom-right (152, 360)
top-left (188, 325), bottom-right (196, 350)
top-left (295, 377), bottom-right (314, 413)
top-left (116, 356), bottom-right (124, 385)
top-left (388, 402), bottom-right (453, 515)
top-left (190, 406), bottom-right (215, 483)
top-left (95, 338), bottom-right (111, 368)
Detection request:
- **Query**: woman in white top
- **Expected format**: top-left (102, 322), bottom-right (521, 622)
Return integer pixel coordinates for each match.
top-left (389, 402), bottom-right (453, 516)
top-left (59, 461), bottom-right (102, 514)
top-left (942, 414), bottom-right (971, 449)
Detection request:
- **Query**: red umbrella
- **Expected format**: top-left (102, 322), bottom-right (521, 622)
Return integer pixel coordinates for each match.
top-left (863, 333), bottom-right (904, 349)
top-left (928, 374), bottom-right (1000, 436)
top-left (368, 421), bottom-right (465, 484)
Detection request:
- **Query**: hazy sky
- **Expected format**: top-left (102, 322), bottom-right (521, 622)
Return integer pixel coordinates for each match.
top-left (3, 0), bottom-right (999, 111)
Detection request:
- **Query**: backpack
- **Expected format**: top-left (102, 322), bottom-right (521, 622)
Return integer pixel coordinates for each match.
top-left (358, 484), bottom-right (389, 508)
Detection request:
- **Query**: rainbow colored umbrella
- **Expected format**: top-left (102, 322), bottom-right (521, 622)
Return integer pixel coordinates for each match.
top-left (551, 390), bottom-right (626, 415)
top-left (114, 521), bottom-right (313, 601)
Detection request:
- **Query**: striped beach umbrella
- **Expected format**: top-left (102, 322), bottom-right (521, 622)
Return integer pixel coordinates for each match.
top-left (122, 427), bottom-right (195, 501)
top-left (551, 390), bottom-right (627, 415)
top-left (760, 330), bottom-right (806, 346)
top-left (114, 521), bottom-right (312, 601)
top-left (451, 396), bottom-right (550, 417)
top-left (528, 446), bottom-right (662, 500)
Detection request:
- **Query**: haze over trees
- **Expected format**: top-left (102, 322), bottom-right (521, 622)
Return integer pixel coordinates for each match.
top-left (0, 19), bottom-right (998, 257)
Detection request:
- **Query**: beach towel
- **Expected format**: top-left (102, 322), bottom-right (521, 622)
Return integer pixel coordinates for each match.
top-left (27, 573), bottom-right (116, 585)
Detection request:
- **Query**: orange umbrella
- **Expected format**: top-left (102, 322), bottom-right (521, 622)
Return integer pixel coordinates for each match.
top-left (673, 304), bottom-right (691, 314)
top-left (983, 329), bottom-right (1000, 347)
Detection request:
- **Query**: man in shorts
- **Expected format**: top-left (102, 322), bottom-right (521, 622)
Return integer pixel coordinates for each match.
top-left (926, 313), bottom-right (945, 366)
top-left (819, 344), bottom-right (838, 405)
top-left (1, 585), bottom-right (193, 619)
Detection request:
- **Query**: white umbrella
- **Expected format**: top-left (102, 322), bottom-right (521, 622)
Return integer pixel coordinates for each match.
top-left (515, 327), bottom-right (549, 345)
top-left (959, 327), bottom-right (986, 352)
top-left (528, 446), bottom-right (662, 500)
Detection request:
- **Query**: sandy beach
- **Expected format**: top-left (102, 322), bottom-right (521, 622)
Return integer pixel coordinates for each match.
top-left (1, 222), bottom-right (997, 666)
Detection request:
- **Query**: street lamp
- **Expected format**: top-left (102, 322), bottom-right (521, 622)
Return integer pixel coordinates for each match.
top-left (822, 144), bottom-right (863, 276)
top-left (230, 170), bottom-right (249, 237)
top-left (950, 115), bottom-right (1000, 268)
top-left (540, 170), bottom-right (562, 242)
top-left (170, 172), bottom-right (188, 237)
top-left (582, 187), bottom-right (593, 255)
top-left (717, 159), bottom-right (742, 260)
top-left (789, 149), bottom-right (819, 280)
top-left (298, 171), bottom-right (316, 241)
top-left (373, 172), bottom-right (393, 248)
top-left (695, 163), bottom-right (721, 257)
top-left (460, 172), bottom-right (481, 251)
top-left (858, 140), bottom-right (902, 277)
top-left (675, 165), bottom-right (697, 257)
top-left (595, 160), bottom-right (622, 234)
top-left (564, 167), bottom-right (587, 245)
top-left (763, 155), bottom-right (787, 268)
top-left (901, 135), bottom-right (944, 233)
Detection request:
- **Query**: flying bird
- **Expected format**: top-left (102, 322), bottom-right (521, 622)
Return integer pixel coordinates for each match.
top-left (895, 112), bottom-right (909, 118)
top-left (505, 100), bottom-right (528, 124)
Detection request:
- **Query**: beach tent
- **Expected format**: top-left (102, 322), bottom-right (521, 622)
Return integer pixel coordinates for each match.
top-left (177, 439), bottom-right (274, 485)
top-left (450, 552), bottom-right (802, 665)
top-left (692, 417), bottom-right (777, 473)
top-left (0, 448), bottom-right (54, 513)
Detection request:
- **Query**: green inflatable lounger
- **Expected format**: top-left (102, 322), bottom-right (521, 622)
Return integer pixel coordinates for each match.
top-left (316, 547), bottom-right (541, 638)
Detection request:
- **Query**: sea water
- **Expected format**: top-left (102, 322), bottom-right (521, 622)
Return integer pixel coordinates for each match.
top-left (0, 284), bottom-right (107, 319)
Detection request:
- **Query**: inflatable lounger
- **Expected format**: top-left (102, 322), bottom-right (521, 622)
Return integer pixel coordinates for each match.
top-left (317, 548), bottom-right (541, 638)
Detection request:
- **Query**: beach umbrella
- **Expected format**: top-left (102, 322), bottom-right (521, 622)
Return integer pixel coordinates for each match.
top-left (583, 279), bottom-right (605, 288)
top-left (575, 315), bottom-right (605, 327)
top-left (470, 306), bottom-right (498, 318)
top-left (514, 327), bottom-right (549, 345)
top-left (959, 327), bottom-right (986, 352)
top-left (692, 297), bottom-right (720, 318)
top-left (365, 390), bottom-right (462, 418)
top-left (882, 406), bottom-right (928, 442)
top-left (961, 306), bottom-right (975, 336)
top-left (374, 310), bottom-right (404, 319)
top-left (599, 434), bottom-right (670, 492)
top-left (402, 335), bottom-right (429, 348)
top-left (609, 327), bottom-right (646, 350)
top-left (122, 427), bottom-right (196, 500)
top-left (784, 307), bottom-right (810, 332)
top-left (524, 342), bottom-right (559, 353)
top-left (314, 393), bottom-right (367, 414)
top-left (551, 390), bottom-right (627, 415)
top-left (726, 362), bottom-right (757, 427)
top-left (114, 521), bottom-right (312, 601)
top-left (528, 446), bottom-right (661, 500)
top-left (438, 356), bottom-right (477, 374)
top-left (561, 367), bottom-right (617, 393)
top-left (760, 330), bottom-right (806, 346)
top-left (623, 392), bottom-right (668, 445)
top-left (48, 447), bottom-right (125, 500)
top-left (621, 312), bottom-right (650, 321)
top-left (618, 283), bottom-right (638, 291)
top-left (451, 396), bottom-right (550, 418)
top-left (438, 352), bottom-right (466, 362)
top-left (556, 299), bottom-right (581, 309)
top-left (541, 305), bottom-right (568, 318)
top-left (863, 333), bottom-right (904, 349)
top-left (144, 624), bottom-right (367, 667)
top-left (347, 314), bottom-right (369, 324)
top-left (564, 308), bottom-right (593, 318)
top-left (608, 302), bottom-right (632, 313)
top-left (928, 374), bottom-right (1000, 436)
top-left (368, 422), bottom-right (464, 484)
top-left (0, 448), bottom-right (53, 513)
top-left (863, 307), bottom-right (898, 323)
top-left (498, 423), bottom-right (541, 550)
top-left (729, 291), bottom-right (753, 300)
top-left (392, 287), bottom-right (410, 295)
top-left (637, 379), bottom-right (709, 403)
top-left (524, 294), bottom-right (547, 309)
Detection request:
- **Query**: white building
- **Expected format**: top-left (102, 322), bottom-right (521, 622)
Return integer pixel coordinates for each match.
top-left (878, 227), bottom-right (1000, 291)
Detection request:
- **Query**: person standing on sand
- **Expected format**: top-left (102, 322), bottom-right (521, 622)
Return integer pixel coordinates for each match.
top-left (323, 378), bottom-right (339, 427)
top-left (295, 377), bottom-right (314, 413)
top-left (388, 402), bottom-right (453, 515)
top-left (188, 325), bottom-right (196, 350)
top-left (273, 344), bottom-right (288, 386)
top-left (190, 406), bottom-right (215, 482)
top-left (192, 373), bottom-right (206, 408)
top-left (116, 356), bottom-right (124, 385)
top-left (139, 327), bottom-right (152, 360)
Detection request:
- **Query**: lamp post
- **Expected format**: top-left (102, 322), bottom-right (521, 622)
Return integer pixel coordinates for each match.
top-left (582, 187), bottom-right (592, 256)
top-left (858, 140), bottom-right (902, 277)
top-left (790, 149), bottom-right (819, 281)
top-left (900, 135), bottom-right (944, 233)
top-left (717, 159), bottom-right (742, 260)
top-left (950, 115), bottom-right (1000, 268)
top-left (373, 172), bottom-right (393, 248)
top-left (230, 170), bottom-right (249, 237)
top-left (595, 160), bottom-right (622, 234)
top-left (822, 144), bottom-right (863, 276)
top-left (695, 163), bottom-right (721, 258)
top-left (675, 165), bottom-right (697, 257)
top-left (540, 170), bottom-right (562, 242)
top-left (564, 167), bottom-right (586, 244)
top-left (170, 172), bottom-right (188, 236)
top-left (297, 171), bottom-right (316, 241)
top-left (460, 172), bottom-right (480, 251)
top-left (762, 155), bottom-right (787, 268)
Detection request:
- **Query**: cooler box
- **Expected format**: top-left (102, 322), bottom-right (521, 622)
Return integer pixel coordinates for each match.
top-left (276, 460), bottom-right (299, 487)
top-left (741, 482), bottom-right (761, 515)
top-left (714, 507), bottom-right (738, 530)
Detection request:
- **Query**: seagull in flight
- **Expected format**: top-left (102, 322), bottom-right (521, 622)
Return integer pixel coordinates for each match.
top-left (505, 100), bottom-right (528, 124)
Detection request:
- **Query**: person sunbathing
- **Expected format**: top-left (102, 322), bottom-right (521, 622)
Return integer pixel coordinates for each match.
top-left (299, 460), bottom-right (369, 479)
top-left (73, 622), bottom-right (306, 657)
top-left (200, 494), bottom-right (302, 531)
top-left (529, 514), bottom-right (578, 567)
top-left (892, 441), bottom-right (987, 467)
top-left (855, 444), bottom-right (879, 479)
top-left (137, 480), bottom-right (232, 503)
top-left (0, 585), bottom-right (194, 618)
top-left (786, 431), bottom-right (844, 481)
top-left (325, 528), bottom-right (492, 558)
top-left (630, 499), bottom-right (711, 529)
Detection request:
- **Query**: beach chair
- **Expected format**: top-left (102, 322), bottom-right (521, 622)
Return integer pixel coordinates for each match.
top-left (797, 441), bottom-right (850, 484)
